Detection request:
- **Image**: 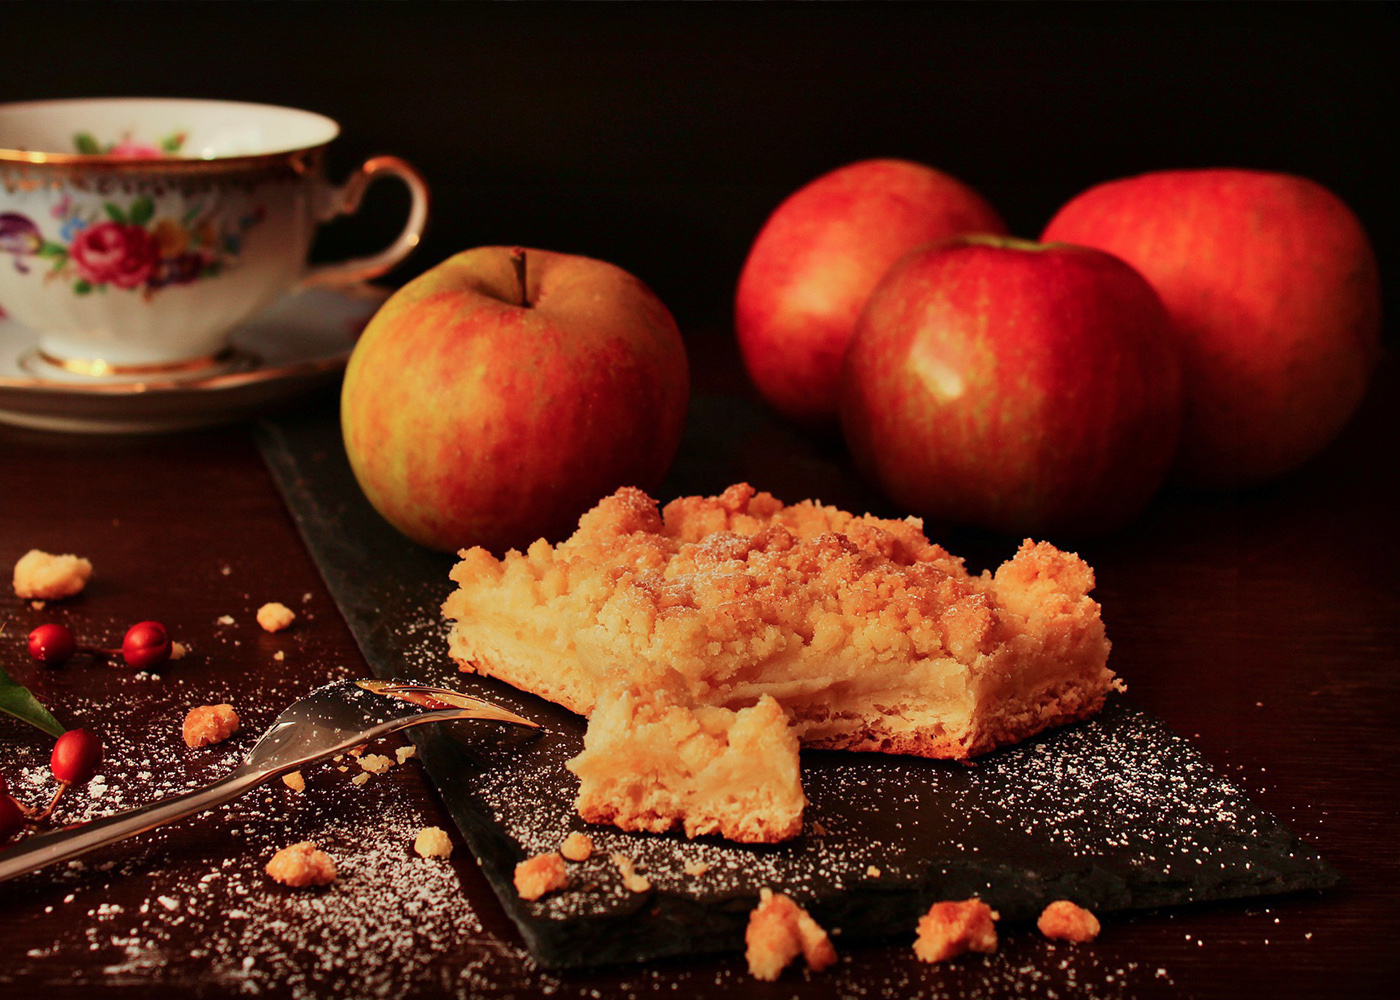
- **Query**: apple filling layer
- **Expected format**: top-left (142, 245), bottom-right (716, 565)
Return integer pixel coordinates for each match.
top-left (443, 483), bottom-right (1119, 842)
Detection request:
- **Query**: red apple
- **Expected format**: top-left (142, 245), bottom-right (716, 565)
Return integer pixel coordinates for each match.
top-left (1041, 169), bottom-right (1381, 488)
top-left (736, 158), bottom-right (1006, 426)
top-left (341, 246), bottom-right (690, 552)
top-left (840, 236), bottom-right (1181, 536)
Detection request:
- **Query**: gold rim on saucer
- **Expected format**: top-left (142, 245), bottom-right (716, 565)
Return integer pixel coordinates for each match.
top-left (15, 345), bottom-right (264, 388)
top-left (32, 347), bottom-right (243, 379)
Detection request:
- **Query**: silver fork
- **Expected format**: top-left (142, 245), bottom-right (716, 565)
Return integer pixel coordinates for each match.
top-left (0, 678), bottom-right (538, 883)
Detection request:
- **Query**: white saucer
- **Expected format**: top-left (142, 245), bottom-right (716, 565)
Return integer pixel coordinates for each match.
top-left (0, 284), bottom-right (388, 433)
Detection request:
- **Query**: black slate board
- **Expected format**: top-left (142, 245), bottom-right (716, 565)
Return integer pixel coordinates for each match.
top-left (255, 391), bottom-right (1338, 970)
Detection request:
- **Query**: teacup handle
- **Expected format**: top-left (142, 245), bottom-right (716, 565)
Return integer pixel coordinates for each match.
top-left (300, 155), bottom-right (430, 288)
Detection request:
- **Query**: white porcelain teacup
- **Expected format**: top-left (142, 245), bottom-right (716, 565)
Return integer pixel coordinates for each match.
top-left (0, 97), bottom-right (428, 375)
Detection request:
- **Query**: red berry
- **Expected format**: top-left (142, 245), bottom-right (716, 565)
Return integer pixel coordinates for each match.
top-left (0, 795), bottom-right (25, 845)
top-left (27, 623), bottom-right (76, 666)
top-left (50, 728), bottom-right (102, 786)
top-left (121, 621), bottom-right (171, 670)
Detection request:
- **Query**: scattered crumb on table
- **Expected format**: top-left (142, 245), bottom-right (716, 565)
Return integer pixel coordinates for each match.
top-left (913, 898), bottom-right (999, 963)
top-left (1037, 899), bottom-right (1101, 942)
top-left (183, 704), bottom-right (239, 748)
top-left (359, 754), bottom-right (393, 775)
top-left (414, 827), bottom-right (453, 858)
top-left (13, 549), bottom-right (92, 600)
top-left (745, 887), bottom-right (837, 981)
top-left (559, 832), bottom-right (593, 862)
top-left (256, 601), bottom-right (296, 633)
top-left (513, 852), bottom-right (568, 901)
top-left (265, 841), bottom-right (336, 888)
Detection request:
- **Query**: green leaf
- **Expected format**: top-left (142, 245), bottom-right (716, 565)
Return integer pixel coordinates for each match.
top-left (104, 203), bottom-right (127, 224)
top-left (74, 280), bottom-right (93, 295)
top-left (0, 664), bottom-right (65, 738)
top-left (38, 241), bottom-right (68, 258)
top-left (129, 196), bottom-right (155, 227)
top-left (161, 131), bottom-right (186, 153)
top-left (74, 132), bottom-right (102, 155)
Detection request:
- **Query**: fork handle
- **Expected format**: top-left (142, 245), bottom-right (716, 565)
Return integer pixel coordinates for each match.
top-left (0, 768), bottom-right (262, 884)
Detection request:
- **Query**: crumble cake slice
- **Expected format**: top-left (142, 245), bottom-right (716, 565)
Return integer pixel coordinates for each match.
top-left (444, 483), bottom-right (1119, 765)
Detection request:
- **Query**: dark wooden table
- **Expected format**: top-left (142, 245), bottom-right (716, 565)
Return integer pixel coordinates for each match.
top-left (2, 330), bottom-right (1396, 999)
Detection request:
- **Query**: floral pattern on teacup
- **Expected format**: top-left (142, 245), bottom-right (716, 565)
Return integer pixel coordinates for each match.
top-left (1, 196), bottom-right (265, 297)
top-left (74, 130), bottom-right (187, 159)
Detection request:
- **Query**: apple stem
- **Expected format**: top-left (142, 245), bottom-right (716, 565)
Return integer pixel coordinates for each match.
top-left (511, 247), bottom-right (531, 309)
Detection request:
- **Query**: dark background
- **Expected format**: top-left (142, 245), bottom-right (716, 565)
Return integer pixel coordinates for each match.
top-left (6, 1), bottom-right (1393, 345)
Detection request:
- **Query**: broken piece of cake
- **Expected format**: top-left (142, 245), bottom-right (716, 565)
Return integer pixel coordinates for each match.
top-left (444, 483), bottom-right (1119, 843)
top-left (566, 690), bottom-right (804, 843)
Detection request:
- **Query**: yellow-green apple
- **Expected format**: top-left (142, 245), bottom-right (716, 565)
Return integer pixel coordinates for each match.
top-left (735, 158), bottom-right (1006, 427)
top-left (840, 236), bottom-right (1181, 536)
top-left (1041, 169), bottom-right (1381, 488)
top-left (341, 246), bottom-right (689, 552)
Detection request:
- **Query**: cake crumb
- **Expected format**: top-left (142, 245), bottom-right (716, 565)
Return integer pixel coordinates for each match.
top-left (265, 841), bottom-right (336, 887)
top-left (256, 602), bottom-right (296, 633)
top-left (559, 832), bottom-right (593, 862)
top-left (13, 550), bottom-right (92, 600)
top-left (217, 614), bottom-right (235, 625)
top-left (745, 887), bottom-right (837, 981)
top-left (513, 852), bottom-right (568, 901)
top-left (413, 827), bottom-right (453, 858)
top-left (395, 746), bottom-right (416, 764)
top-left (281, 771), bottom-right (305, 792)
top-left (611, 852), bottom-right (651, 893)
top-left (866, 865), bottom-right (882, 878)
top-left (273, 650), bottom-right (285, 662)
top-left (1037, 900), bottom-right (1101, 943)
top-left (359, 754), bottom-right (393, 775)
top-left (683, 859), bottom-right (711, 877)
top-left (30, 600), bottom-right (45, 610)
top-left (351, 773), bottom-right (370, 786)
top-left (170, 641), bottom-right (188, 661)
top-left (914, 898), bottom-right (999, 963)
top-left (183, 704), bottom-right (239, 748)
